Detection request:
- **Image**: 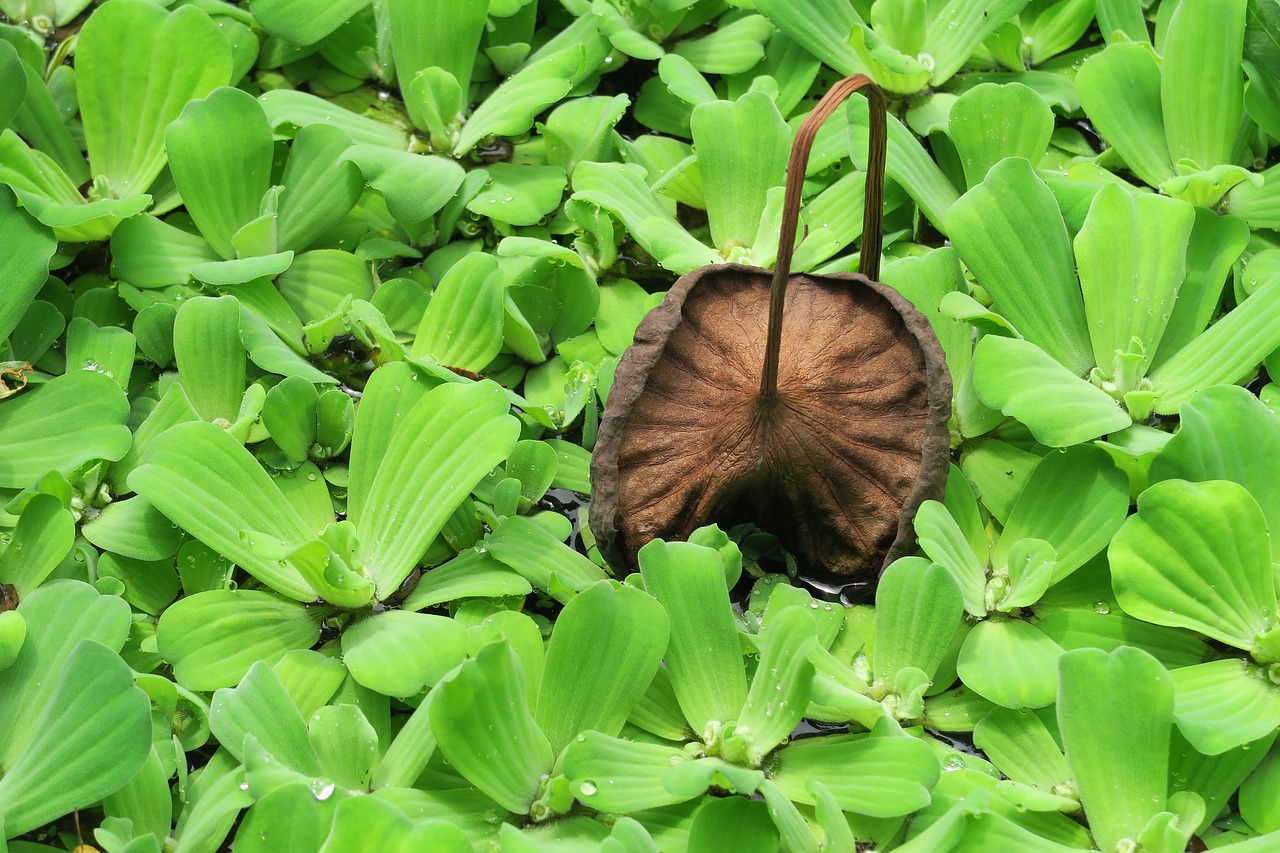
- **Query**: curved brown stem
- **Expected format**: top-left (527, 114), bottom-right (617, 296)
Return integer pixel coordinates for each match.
top-left (759, 75), bottom-right (887, 400)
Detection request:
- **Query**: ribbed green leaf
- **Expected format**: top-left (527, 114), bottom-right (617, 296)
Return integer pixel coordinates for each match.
top-left (386, 0), bottom-right (487, 131)
top-left (96, 553), bottom-right (180, 616)
top-left (996, 446), bottom-right (1129, 582)
top-left (562, 731), bottom-right (694, 813)
top-left (1162, 0), bottom-right (1246, 169)
top-left (638, 539), bottom-right (747, 739)
top-left (923, 0), bottom-right (1028, 85)
top-left (401, 548), bottom-right (532, 611)
top-left (1075, 185), bottom-right (1195, 374)
top-left (166, 87), bottom-right (274, 260)
top-left (104, 747), bottom-right (172, 845)
top-left (210, 660), bottom-right (319, 773)
top-left (879, 248), bottom-right (971, 382)
top-left (321, 795), bottom-right (472, 853)
top-left (345, 363), bottom-right (433, 528)
top-left (0, 640), bottom-right (151, 839)
top-left (9, 300), bottom-right (63, 366)
top-left (949, 83), bottom-right (1054, 190)
top-left (0, 40), bottom-right (27, 133)
top-left (771, 733), bottom-right (939, 817)
top-left (1110, 479), bottom-right (1275, 650)
top-left (960, 438), bottom-right (1040, 525)
top-left (673, 14), bottom-right (773, 75)
top-left (1148, 276), bottom-right (1280, 414)
top-left (250, 0), bottom-right (370, 45)
top-left (357, 380), bottom-right (519, 598)
top-left (958, 619), bottom-right (1064, 709)
top-left (271, 649), bottom-right (346, 720)
top-left (1035, 609), bottom-right (1211, 671)
top-left (262, 376), bottom-right (320, 463)
top-left (341, 611), bottom-right (467, 698)
top-left (1170, 659), bottom-right (1280, 755)
top-left (1154, 210), bottom-right (1250, 366)
top-left (191, 252), bottom-right (294, 287)
top-left (536, 581), bottom-right (669, 754)
top-left (1076, 43), bottom-right (1173, 188)
top-left (172, 296), bottom-right (247, 423)
top-left (109, 213), bottom-right (220, 288)
top-left (1239, 734), bottom-right (1280, 832)
top-left (129, 421), bottom-right (315, 601)
top-left (753, 0), bottom-right (867, 77)
top-left (275, 126), bottom-right (364, 253)
top-left (0, 581), bottom-right (131, 772)
top-left (341, 146), bottom-right (466, 225)
top-left (1024, 0), bottom-right (1097, 64)
top-left (431, 641), bottom-right (554, 815)
top-left (1097, 0), bottom-right (1148, 43)
top-left (76, 0), bottom-right (232, 196)
top-left (543, 94), bottom-right (631, 176)
top-left (972, 336), bottom-right (1131, 446)
top-left (1150, 385), bottom-right (1280, 560)
top-left (973, 707), bottom-right (1072, 793)
top-left (874, 559), bottom-right (965, 683)
top-left (466, 163), bottom-right (568, 227)
top-left (686, 798), bottom-right (778, 853)
top-left (371, 696), bottom-right (451, 794)
top-left (234, 782), bottom-right (337, 853)
top-left (913, 506), bottom-right (986, 617)
top-left (411, 253), bottom-right (505, 371)
top-left (848, 96), bottom-right (960, 232)
top-left (82, 495), bottom-right (183, 562)
top-left (948, 158), bottom-right (1091, 373)
top-left (0, 185), bottom-right (55, 344)
top-left (156, 590), bottom-right (320, 691)
top-left (461, 26), bottom-right (608, 156)
top-left (106, 384), bottom-right (198, 494)
top-left (486, 515), bottom-right (609, 602)
top-left (1058, 647), bottom-right (1173, 853)
top-left (572, 162), bottom-right (718, 274)
top-left (0, 370), bottom-right (131, 489)
top-left (309, 705), bottom-right (378, 793)
top-left (690, 92), bottom-right (789, 252)
top-left (0, 493), bottom-right (73, 598)
top-left (735, 605), bottom-right (818, 764)
top-left (6, 46), bottom-right (86, 185)
top-left (259, 90), bottom-right (408, 149)
top-left (65, 317), bottom-right (136, 391)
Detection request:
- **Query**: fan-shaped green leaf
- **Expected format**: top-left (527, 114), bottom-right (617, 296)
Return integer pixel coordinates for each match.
top-left (972, 336), bottom-right (1130, 446)
top-left (341, 611), bottom-right (467, 698)
top-left (430, 641), bottom-right (553, 815)
top-left (536, 581), bottom-right (669, 754)
top-left (166, 87), bottom-right (274, 260)
top-left (0, 640), bottom-right (151, 839)
top-left (156, 590), bottom-right (320, 690)
top-left (1110, 479), bottom-right (1276, 650)
top-left (948, 159), bottom-right (1091, 374)
top-left (1058, 647), bottom-right (1173, 853)
top-left (77, 0), bottom-right (232, 197)
top-left (130, 421), bottom-right (315, 601)
top-left (357, 380), bottom-right (520, 598)
top-left (0, 371), bottom-right (131, 489)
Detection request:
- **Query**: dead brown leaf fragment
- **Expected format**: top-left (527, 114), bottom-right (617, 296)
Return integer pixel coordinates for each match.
top-left (590, 76), bottom-right (951, 579)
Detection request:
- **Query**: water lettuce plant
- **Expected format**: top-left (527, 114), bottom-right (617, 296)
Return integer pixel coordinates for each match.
top-left (4, 0), bottom-right (1280, 850)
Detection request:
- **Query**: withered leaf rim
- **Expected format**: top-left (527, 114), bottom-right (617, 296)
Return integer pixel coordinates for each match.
top-left (590, 261), bottom-right (952, 579)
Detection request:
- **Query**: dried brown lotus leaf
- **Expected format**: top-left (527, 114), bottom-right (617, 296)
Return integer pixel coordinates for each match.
top-left (590, 76), bottom-right (952, 579)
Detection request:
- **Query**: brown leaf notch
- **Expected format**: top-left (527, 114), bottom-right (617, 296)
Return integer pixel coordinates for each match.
top-left (590, 76), bottom-right (952, 579)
